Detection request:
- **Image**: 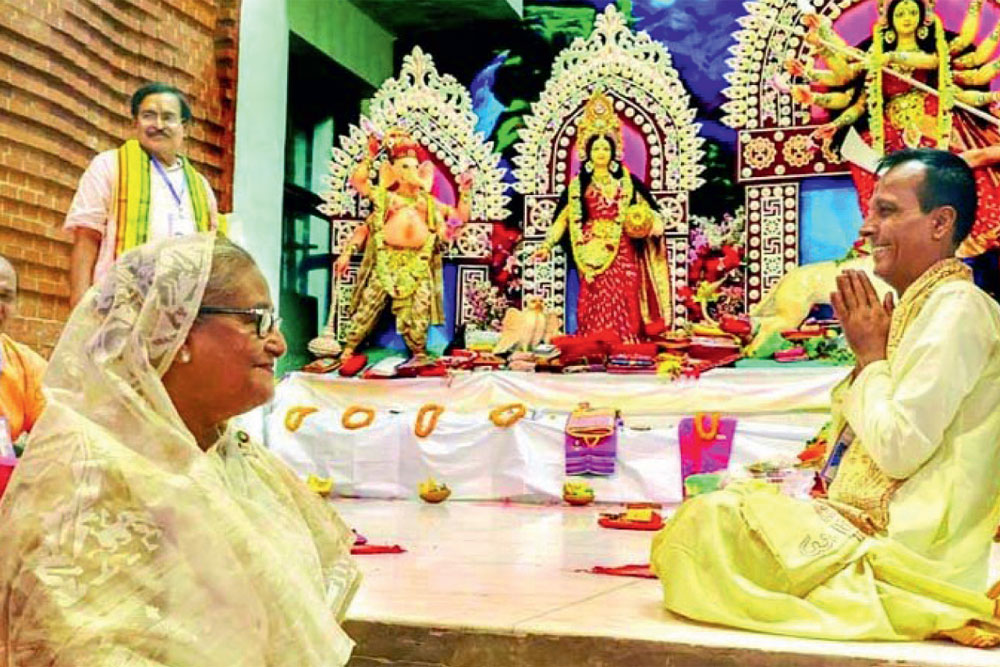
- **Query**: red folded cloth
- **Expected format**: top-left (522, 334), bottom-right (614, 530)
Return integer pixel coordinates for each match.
top-left (583, 563), bottom-right (657, 579)
top-left (418, 364), bottom-right (448, 377)
top-left (556, 341), bottom-right (605, 359)
top-left (683, 353), bottom-right (742, 379)
top-left (351, 544), bottom-right (406, 555)
top-left (598, 512), bottom-right (664, 531)
top-left (0, 457), bottom-right (16, 500)
top-left (339, 354), bottom-right (368, 377)
top-left (395, 358), bottom-right (447, 378)
top-left (610, 343), bottom-right (658, 357)
top-left (606, 365), bottom-right (656, 375)
top-left (550, 334), bottom-right (577, 347)
top-left (687, 338), bottom-right (741, 363)
top-left (643, 318), bottom-right (668, 337)
top-left (590, 329), bottom-right (622, 348)
top-left (720, 315), bottom-right (752, 337)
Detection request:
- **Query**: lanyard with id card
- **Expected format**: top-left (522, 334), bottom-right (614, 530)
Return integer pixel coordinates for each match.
top-left (818, 423), bottom-right (855, 493)
top-left (152, 157), bottom-right (188, 236)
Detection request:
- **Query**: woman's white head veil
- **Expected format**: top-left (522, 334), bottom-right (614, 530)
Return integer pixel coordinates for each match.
top-left (1, 232), bottom-right (359, 665)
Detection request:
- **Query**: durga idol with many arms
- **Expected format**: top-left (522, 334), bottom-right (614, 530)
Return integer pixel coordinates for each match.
top-left (787, 0), bottom-right (1000, 257)
top-left (532, 91), bottom-right (672, 342)
top-left (334, 128), bottom-right (472, 362)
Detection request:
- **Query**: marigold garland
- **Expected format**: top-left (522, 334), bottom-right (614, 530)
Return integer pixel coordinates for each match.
top-left (490, 403), bottom-right (528, 428)
top-left (342, 406), bottom-right (376, 430)
top-left (693, 412), bottom-right (721, 441)
top-left (285, 406), bottom-right (318, 432)
top-left (415, 403), bottom-right (445, 438)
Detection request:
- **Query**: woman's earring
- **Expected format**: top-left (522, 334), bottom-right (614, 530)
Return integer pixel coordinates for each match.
top-left (884, 29), bottom-right (896, 44)
top-left (610, 160), bottom-right (620, 172)
top-left (917, 25), bottom-right (928, 40)
top-left (178, 349), bottom-right (191, 364)
top-left (584, 161), bottom-right (594, 174)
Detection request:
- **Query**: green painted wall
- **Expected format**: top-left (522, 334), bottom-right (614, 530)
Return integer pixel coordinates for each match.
top-left (309, 118), bottom-right (334, 320)
top-left (288, 0), bottom-right (395, 88)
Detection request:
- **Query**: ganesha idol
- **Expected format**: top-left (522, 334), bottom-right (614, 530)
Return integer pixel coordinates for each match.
top-left (334, 128), bottom-right (473, 362)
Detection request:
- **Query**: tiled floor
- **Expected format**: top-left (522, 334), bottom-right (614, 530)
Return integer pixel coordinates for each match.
top-left (337, 498), bottom-right (1000, 667)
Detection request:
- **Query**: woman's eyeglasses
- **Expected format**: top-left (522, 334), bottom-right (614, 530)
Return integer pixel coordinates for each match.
top-left (198, 306), bottom-right (282, 339)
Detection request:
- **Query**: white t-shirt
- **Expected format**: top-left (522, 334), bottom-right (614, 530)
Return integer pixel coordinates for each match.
top-left (64, 150), bottom-right (219, 282)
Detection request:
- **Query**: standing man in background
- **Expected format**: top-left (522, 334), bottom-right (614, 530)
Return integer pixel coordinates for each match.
top-left (65, 82), bottom-right (222, 306)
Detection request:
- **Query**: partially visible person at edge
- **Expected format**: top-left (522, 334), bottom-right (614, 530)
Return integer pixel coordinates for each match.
top-left (0, 233), bottom-right (360, 665)
top-left (65, 82), bottom-right (222, 307)
top-left (0, 255), bottom-right (45, 444)
top-left (651, 148), bottom-right (1000, 648)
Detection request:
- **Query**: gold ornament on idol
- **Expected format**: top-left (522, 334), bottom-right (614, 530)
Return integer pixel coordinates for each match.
top-left (576, 90), bottom-right (624, 160)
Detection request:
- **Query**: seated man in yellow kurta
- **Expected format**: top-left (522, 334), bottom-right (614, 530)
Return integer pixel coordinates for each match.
top-left (652, 148), bottom-right (1000, 648)
top-left (0, 256), bottom-right (46, 444)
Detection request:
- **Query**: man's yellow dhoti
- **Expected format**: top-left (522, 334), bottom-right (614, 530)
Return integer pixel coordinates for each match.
top-left (652, 259), bottom-right (1000, 640)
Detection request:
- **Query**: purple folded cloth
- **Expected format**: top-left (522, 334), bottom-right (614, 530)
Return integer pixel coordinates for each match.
top-left (565, 417), bottom-right (619, 476)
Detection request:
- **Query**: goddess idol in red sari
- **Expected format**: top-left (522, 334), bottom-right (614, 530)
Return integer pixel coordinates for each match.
top-left (532, 92), bottom-right (673, 342)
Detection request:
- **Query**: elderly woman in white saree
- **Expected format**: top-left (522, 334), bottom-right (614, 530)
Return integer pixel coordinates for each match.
top-left (0, 233), bottom-right (360, 665)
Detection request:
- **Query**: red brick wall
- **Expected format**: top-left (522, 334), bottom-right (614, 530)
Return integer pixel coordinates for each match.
top-left (0, 0), bottom-right (241, 357)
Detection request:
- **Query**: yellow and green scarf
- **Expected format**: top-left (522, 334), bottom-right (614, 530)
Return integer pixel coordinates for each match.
top-left (112, 139), bottom-right (218, 257)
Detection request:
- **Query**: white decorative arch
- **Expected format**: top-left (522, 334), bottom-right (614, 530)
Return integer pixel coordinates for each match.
top-left (720, 0), bottom-right (1000, 306)
top-left (321, 46), bottom-right (509, 252)
top-left (513, 5), bottom-right (705, 196)
top-left (319, 46), bottom-right (510, 336)
top-left (511, 5), bottom-right (706, 325)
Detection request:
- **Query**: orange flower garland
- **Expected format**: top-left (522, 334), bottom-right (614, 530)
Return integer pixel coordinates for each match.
top-left (342, 405), bottom-right (376, 430)
top-left (693, 412), bottom-right (721, 441)
top-left (489, 403), bottom-right (528, 428)
top-left (284, 406), bottom-right (318, 432)
top-left (415, 403), bottom-right (445, 438)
